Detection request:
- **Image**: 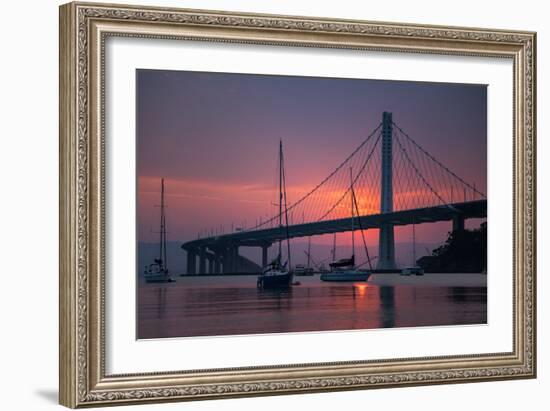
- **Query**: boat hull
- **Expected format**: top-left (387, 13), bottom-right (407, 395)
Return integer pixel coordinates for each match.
top-left (320, 271), bottom-right (371, 282)
top-left (144, 274), bottom-right (174, 283)
top-left (401, 267), bottom-right (424, 276)
top-left (294, 270), bottom-right (315, 276)
top-left (257, 272), bottom-right (293, 288)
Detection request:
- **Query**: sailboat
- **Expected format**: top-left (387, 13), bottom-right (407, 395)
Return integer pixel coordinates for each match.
top-left (257, 141), bottom-right (293, 289)
top-left (401, 221), bottom-right (424, 276)
top-left (144, 178), bottom-right (174, 283)
top-left (321, 168), bottom-right (371, 282)
top-left (295, 237), bottom-right (315, 276)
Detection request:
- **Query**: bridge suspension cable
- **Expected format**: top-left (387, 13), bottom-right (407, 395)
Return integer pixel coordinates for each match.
top-left (317, 131), bottom-right (381, 221)
top-left (248, 122), bottom-right (383, 231)
top-left (239, 117), bottom-right (485, 235)
top-left (184, 113), bottom-right (488, 278)
top-left (393, 130), bottom-right (449, 207)
top-left (392, 121), bottom-right (486, 199)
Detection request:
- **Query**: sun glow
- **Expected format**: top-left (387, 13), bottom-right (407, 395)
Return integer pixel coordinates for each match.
top-left (353, 283), bottom-right (370, 298)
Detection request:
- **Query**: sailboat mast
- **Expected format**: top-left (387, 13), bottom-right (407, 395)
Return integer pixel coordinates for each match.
top-left (332, 233), bottom-right (336, 261)
top-left (163, 205), bottom-right (167, 271)
top-left (350, 167), bottom-right (355, 259)
top-left (304, 212), bottom-right (311, 268)
top-left (159, 178), bottom-right (164, 266)
top-left (412, 220), bottom-right (416, 266)
top-left (281, 141), bottom-right (292, 271)
top-left (307, 237), bottom-right (311, 268)
top-left (278, 140), bottom-right (283, 259)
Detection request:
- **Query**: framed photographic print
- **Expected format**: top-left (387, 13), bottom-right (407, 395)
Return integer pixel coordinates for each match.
top-left (59, 2), bottom-right (536, 408)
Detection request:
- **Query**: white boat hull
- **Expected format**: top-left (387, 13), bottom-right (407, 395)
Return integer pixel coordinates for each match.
top-left (401, 267), bottom-right (424, 276)
top-left (320, 270), bottom-right (370, 282)
top-left (144, 271), bottom-right (173, 283)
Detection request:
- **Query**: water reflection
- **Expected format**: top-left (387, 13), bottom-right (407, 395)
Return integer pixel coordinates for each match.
top-left (155, 287), bottom-right (167, 320)
top-left (137, 276), bottom-right (487, 339)
top-left (379, 286), bottom-right (395, 328)
top-left (447, 286), bottom-right (487, 303)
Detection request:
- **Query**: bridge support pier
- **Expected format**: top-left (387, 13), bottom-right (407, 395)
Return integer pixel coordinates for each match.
top-left (221, 248), bottom-right (228, 273)
top-left (186, 249), bottom-right (197, 275)
top-left (232, 245), bottom-right (240, 273)
top-left (225, 247), bottom-right (232, 273)
top-left (453, 214), bottom-right (465, 232)
top-left (378, 224), bottom-right (396, 270)
top-left (376, 112), bottom-right (397, 270)
top-left (199, 247), bottom-right (206, 274)
top-left (214, 254), bottom-right (221, 274)
top-left (222, 245), bottom-right (240, 273)
top-left (208, 257), bottom-right (214, 274)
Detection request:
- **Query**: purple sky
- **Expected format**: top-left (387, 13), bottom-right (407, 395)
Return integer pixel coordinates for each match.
top-left (137, 69), bottom-right (486, 249)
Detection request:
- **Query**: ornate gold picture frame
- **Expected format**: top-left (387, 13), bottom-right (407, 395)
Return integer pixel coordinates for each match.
top-left (59, 2), bottom-right (536, 408)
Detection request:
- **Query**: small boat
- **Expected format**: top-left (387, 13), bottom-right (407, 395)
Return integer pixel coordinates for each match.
top-left (321, 256), bottom-right (371, 282)
top-left (144, 260), bottom-right (174, 283)
top-left (401, 266), bottom-right (424, 276)
top-left (144, 178), bottom-right (174, 283)
top-left (400, 220), bottom-right (424, 276)
top-left (258, 256), bottom-right (292, 288)
top-left (321, 168), bottom-right (372, 282)
top-left (295, 237), bottom-right (315, 276)
top-left (294, 264), bottom-right (315, 276)
top-left (257, 141), bottom-right (293, 289)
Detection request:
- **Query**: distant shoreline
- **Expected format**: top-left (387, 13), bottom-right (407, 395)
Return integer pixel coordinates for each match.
top-left (369, 273), bottom-right (487, 287)
top-left (171, 272), bottom-right (486, 277)
top-left (142, 272), bottom-right (488, 288)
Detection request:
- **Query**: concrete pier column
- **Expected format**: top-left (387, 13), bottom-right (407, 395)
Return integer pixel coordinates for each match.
top-left (261, 245), bottom-right (269, 268)
top-left (208, 258), bottom-right (214, 274)
top-left (377, 111), bottom-right (397, 270)
top-left (222, 246), bottom-right (231, 274)
top-left (232, 245), bottom-right (240, 273)
top-left (377, 223), bottom-right (396, 270)
top-left (198, 247), bottom-right (206, 274)
top-left (453, 214), bottom-right (465, 232)
top-left (214, 255), bottom-right (221, 274)
top-left (186, 249), bottom-right (197, 275)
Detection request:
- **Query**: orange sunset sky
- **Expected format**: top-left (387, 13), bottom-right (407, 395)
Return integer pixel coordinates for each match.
top-left (136, 69), bottom-right (487, 263)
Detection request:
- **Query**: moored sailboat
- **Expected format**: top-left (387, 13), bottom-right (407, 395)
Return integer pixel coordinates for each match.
top-left (295, 237), bottom-right (315, 276)
top-left (401, 220), bottom-right (424, 276)
top-left (321, 255), bottom-right (371, 282)
top-left (257, 141), bottom-right (293, 289)
top-left (258, 255), bottom-right (292, 288)
top-left (144, 178), bottom-right (174, 283)
top-left (321, 168), bottom-right (372, 282)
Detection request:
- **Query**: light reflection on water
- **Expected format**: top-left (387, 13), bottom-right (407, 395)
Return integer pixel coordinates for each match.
top-left (137, 275), bottom-right (487, 339)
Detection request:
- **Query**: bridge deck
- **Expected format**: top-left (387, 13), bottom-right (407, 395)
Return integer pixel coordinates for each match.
top-left (182, 199), bottom-right (486, 250)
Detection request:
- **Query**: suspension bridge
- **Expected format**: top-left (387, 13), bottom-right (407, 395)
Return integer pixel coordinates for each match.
top-left (181, 112), bottom-right (486, 275)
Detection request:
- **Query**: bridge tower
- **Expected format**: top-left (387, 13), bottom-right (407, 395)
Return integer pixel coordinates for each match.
top-left (376, 112), bottom-right (397, 270)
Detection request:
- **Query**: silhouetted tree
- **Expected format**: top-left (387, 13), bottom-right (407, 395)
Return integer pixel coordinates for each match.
top-left (417, 222), bottom-right (486, 273)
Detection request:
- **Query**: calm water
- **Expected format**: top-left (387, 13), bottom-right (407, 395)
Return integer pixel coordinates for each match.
top-left (137, 274), bottom-right (487, 339)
